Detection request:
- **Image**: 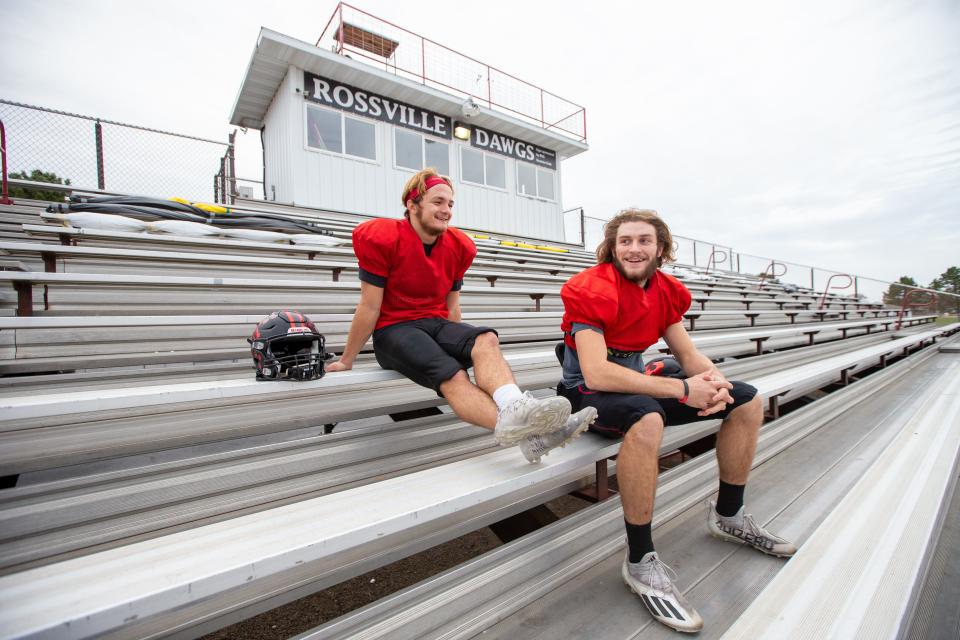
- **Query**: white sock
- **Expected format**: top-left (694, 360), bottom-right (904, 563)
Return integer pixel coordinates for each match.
top-left (492, 384), bottom-right (524, 411)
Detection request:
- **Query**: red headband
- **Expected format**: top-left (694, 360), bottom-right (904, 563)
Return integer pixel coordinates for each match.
top-left (404, 176), bottom-right (448, 204)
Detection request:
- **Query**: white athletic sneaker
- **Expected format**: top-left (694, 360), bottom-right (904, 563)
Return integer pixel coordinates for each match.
top-left (707, 500), bottom-right (797, 557)
top-left (518, 406), bottom-right (597, 463)
top-left (622, 551), bottom-right (704, 633)
top-left (493, 392), bottom-right (571, 446)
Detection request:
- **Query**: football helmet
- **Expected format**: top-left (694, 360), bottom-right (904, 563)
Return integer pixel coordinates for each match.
top-left (248, 310), bottom-right (329, 381)
top-left (643, 356), bottom-right (685, 378)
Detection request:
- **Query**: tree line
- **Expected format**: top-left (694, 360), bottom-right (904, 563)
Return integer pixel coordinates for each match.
top-left (883, 269), bottom-right (960, 316)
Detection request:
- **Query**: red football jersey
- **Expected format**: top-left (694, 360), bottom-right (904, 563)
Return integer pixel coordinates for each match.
top-left (352, 218), bottom-right (477, 330)
top-left (560, 263), bottom-right (691, 352)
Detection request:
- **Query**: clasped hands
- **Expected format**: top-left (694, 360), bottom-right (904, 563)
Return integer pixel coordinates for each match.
top-left (685, 371), bottom-right (734, 417)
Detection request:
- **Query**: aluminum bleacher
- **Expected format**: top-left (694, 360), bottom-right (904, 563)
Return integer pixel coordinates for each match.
top-left (0, 194), bottom-right (955, 640)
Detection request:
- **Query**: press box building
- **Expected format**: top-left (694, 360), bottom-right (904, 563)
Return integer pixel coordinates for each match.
top-left (229, 9), bottom-right (588, 242)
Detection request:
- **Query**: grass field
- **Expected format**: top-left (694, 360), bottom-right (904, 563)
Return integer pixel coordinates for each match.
top-left (935, 315), bottom-right (959, 326)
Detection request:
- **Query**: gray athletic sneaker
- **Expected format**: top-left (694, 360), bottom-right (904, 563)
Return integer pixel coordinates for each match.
top-left (707, 500), bottom-right (797, 557)
top-left (518, 406), bottom-right (597, 463)
top-left (622, 551), bottom-right (704, 633)
top-left (493, 392), bottom-right (571, 446)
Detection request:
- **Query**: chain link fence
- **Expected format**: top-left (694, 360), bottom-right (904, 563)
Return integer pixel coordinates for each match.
top-left (1, 99), bottom-right (230, 203)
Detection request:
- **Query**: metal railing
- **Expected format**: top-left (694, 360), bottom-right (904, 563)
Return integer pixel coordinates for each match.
top-left (213, 130), bottom-right (237, 205)
top-left (562, 207), bottom-right (585, 247)
top-left (316, 3), bottom-right (587, 142)
top-left (896, 290), bottom-right (938, 330)
top-left (818, 274), bottom-right (853, 309)
top-left (705, 248), bottom-right (728, 273)
top-left (576, 210), bottom-right (960, 309)
top-left (758, 261), bottom-right (787, 291)
top-left (0, 99), bottom-right (229, 203)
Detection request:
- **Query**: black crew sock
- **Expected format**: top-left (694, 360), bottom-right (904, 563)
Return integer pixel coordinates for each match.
top-left (716, 480), bottom-right (745, 517)
top-left (625, 519), bottom-right (654, 563)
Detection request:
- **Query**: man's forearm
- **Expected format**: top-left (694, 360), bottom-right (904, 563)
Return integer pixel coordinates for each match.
top-left (586, 360), bottom-right (685, 399)
top-left (677, 352), bottom-right (717, 378)
top-left (338, 305), bottom-right (380, 366)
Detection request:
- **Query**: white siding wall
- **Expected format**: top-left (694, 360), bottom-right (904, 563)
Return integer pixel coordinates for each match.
top-left (262, 66), bottom-right (565, 242)
top-left (452, 144), bottom-right (563, 241)
top-left (262, 69), bottom-right (293, 204)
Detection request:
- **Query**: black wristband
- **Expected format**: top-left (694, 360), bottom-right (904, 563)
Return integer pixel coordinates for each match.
top-left (679, 379), bottom-right (690, 404)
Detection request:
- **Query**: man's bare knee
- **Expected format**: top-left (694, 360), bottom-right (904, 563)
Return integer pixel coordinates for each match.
top-left (439, 369), bottom-right (470, 393)
top-left (472, 331), bottom-right (501, 354)
top-left (728, 394), bottom-right (763, 423)
top-left (624, 413), bottom-right (664, 453)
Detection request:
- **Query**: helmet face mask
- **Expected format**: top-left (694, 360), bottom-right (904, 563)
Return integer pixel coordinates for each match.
top-left (248, 310), bottom-right (329, 381)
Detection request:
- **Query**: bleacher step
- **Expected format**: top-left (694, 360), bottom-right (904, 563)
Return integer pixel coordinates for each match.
top-left (722, 355), bottom-right (960, 639)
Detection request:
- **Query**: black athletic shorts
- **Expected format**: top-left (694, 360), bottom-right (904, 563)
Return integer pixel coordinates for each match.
top-left (557, 380), bottom-right (758, 439)
top-left (372, 317), bottom-right (497, 394)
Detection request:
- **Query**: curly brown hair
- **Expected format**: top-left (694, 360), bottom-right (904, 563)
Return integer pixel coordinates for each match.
top-left (595, 208), bottom-right (676, 266)
top-left (401, 168), bottom-right (453, 217)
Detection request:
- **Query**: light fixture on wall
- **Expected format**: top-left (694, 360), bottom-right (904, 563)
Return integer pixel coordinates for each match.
top-left (460, 97), bottom-right (481, 118)
top-left (453, 121), bottom-right (471, 140)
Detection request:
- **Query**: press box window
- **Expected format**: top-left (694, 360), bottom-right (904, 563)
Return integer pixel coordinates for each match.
top-left (460, 147), bottom-right (506, 189)
top-left (517, 163), bottom-right (555, 201)
top-left (485, 155), bottom-right (506, 189)
top-left (345, 118), bottom-right (376, 160)
top-left (307, 106), bottom-right (342, 153)
top-left (395, 129), bottom-right (449, 175)
top-left (537, 168), bottom-right (555, 200)
top-left (306, 104), bottom-right (376, 161)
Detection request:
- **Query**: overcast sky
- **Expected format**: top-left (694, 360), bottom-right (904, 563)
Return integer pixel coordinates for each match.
top-left (2, 0), bottom-right (958, 293)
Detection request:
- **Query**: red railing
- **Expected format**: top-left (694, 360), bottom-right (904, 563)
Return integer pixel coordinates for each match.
top-left (705, 249), bottom-right (727, 273)
top-left (317, 3), bottom-right (587, 142)
top-left (818, 273), bottom-right (853, 310)
top-left (758, 261), bottom-right (787, 290)
top-left (896, 289), bottom-right (937, 330)
top-left (0, 120), bottom-right (12, 205)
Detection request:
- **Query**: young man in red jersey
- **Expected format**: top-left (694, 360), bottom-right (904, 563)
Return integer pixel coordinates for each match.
top-left (328, 168), bottom-right (596, 455)
top-left (558, 209), bottom-right (796, 633)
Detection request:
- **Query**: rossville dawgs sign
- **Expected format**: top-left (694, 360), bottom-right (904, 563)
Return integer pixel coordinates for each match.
top-left (303, 72), bottom-right (452, 139)
top-left (470, 126), bottom-right (556, 170)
